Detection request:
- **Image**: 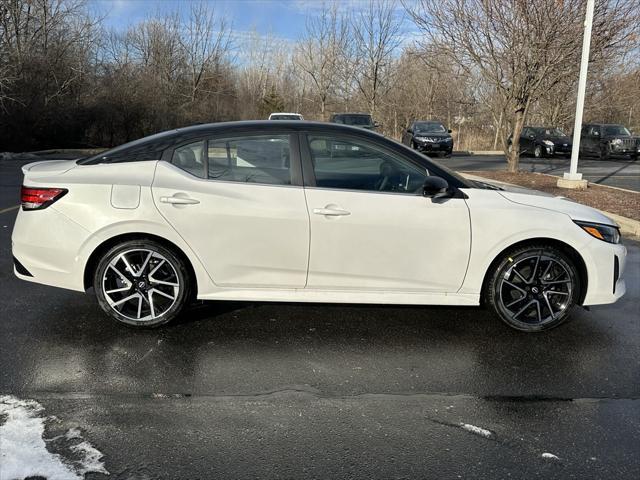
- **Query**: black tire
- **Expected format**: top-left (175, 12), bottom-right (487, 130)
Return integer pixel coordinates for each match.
top-left (486, 244), bottom-right (581, 332)
top-left (94, 239), bottom-right (191, 328)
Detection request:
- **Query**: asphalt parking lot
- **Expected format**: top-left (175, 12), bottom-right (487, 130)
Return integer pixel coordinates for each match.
top-left (1, 158), bottom-right (639, 479)
top-left (445, 154), bottom-right (640, 192)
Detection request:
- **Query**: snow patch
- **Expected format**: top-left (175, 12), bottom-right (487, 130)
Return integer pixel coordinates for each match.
top-left (0, 395), bottom-right (108, 480)
top-left (542, 452), bottom-right (560, 460)
top-left (460, 423), bottom-right (492, 438)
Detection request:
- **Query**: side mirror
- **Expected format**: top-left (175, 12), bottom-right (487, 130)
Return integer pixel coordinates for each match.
top-left (406, 128), bottom-right (413, 134)
top-left (374, 122), bottom-right (381, 128)
top-left (447, 129), bottom-right (452, 134)
top-left (422, 176), bottom-right (449, 198)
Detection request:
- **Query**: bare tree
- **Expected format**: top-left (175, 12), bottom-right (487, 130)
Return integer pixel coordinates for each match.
top-left (351, 0), bottom-right (403, 118)
top-left (406, 0), bottom-right (639, 171)
top-left (294, 3), bottom-right (348, 120)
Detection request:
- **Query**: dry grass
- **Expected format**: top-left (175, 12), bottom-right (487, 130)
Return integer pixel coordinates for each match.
top-left (464, 170), bottom-right (640, 221)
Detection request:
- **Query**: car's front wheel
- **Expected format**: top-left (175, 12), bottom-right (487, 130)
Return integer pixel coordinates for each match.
top-left (486, 244), bottom-right (581, 332)
top-left (533, 145), bottom-right (543, 158)
top-left (94, 239), bottom-right (191, 327)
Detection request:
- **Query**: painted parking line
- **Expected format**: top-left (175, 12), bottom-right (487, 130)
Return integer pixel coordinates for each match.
top-left (0, 205), bottom-right (19, 215)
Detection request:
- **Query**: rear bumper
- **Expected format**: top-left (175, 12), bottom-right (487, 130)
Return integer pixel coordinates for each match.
top-left (11, 207), bottom-right (89, 292)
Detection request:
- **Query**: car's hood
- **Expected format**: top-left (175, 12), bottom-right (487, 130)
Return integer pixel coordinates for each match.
top-left (547, 136), bottom-right (571, 144)
top-left (498, 189), bottom-right (615, 226)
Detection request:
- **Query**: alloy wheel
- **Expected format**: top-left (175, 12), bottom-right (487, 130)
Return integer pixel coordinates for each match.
top-left (102, 248), bottom-right (180, 322)
top-left (497, 253), bottom-right (573, 327)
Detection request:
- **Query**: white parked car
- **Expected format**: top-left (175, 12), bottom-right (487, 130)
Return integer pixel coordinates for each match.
top-left (12, 121), bottom-right (626, 331)
top-left (268, 112), bottom-right (303, 120)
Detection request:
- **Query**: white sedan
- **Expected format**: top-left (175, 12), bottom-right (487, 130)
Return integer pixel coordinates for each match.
top-left (12, 121), bottom-right (626, 331)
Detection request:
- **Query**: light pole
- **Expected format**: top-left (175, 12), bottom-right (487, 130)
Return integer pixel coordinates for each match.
top-left (558, 0), bottom-right (594, 190)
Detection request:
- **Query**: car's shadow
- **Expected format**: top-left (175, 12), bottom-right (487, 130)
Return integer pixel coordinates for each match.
top-left (2, 284), bottom-right (627, 398)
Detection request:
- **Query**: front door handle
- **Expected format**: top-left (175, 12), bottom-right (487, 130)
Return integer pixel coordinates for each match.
top-left (313, 206), bottom-right (350, 216)
top-left (160, 195), bottom-right (200, 205)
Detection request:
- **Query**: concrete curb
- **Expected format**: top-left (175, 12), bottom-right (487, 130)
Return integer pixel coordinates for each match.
top-left (461, 173), bottom-right (640, 239)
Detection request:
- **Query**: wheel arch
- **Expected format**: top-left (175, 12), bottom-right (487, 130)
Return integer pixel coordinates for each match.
top-left (480, 237), bottom-right (588, 306)
top-left (83, 232), bottom-right (199, 297)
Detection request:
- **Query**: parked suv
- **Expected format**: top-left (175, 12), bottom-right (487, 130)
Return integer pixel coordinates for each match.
top-left (507, 126), bottom-right (572, 158)
top-left (402, 121), bottom-right (453, 157)
top-left (580, 123), bottom-right (639, 160)
top-left (329, 113), bottom-right (377, 130)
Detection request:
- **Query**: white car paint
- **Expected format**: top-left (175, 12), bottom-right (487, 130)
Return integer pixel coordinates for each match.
top-left (12, 138), bottom-right (626, 312)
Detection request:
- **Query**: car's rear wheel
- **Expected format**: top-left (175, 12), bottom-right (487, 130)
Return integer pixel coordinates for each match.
top-left (486, 244), bottom-right (581, 332)
top-left (94, 240), bottom-right (190, 327)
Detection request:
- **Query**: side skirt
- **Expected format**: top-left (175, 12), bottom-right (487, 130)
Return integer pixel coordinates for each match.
top-left (198, 289), bottom-right (480, 306)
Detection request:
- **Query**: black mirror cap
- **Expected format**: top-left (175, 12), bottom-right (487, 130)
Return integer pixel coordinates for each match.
top-left (422, 176), bottom-right (449, 197)
top-left (447, 129), bottom-right (452, 134)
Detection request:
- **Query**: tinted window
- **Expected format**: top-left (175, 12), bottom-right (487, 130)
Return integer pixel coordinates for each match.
top-left (171, 141), bottom-right (206, 178)
top-left (78, 130), bottom-right (176, 164)
top-left (588, 125), bottom-right (601, 136)
top-left (414, 122), bottom-right (446, 134)
top-left (308, 135), bottom-right (428, 193)
top-left (333, 115), bottom-right (373, 126)
top-left (270, 114), bottom-right (302, 120)
top-left (208, 135), bottom-right (291, 185)
top-left (604, 125), bottom-right (631, 136)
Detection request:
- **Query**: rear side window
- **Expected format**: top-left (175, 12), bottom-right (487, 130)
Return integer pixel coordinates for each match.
top-left (171, 141), bottom-right (206, 178)
top-left (207, 135), bottom-right (292, 185)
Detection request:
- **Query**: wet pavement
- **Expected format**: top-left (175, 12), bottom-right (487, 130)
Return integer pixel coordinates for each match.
top-left (1, 159), bottom-right (639, 479)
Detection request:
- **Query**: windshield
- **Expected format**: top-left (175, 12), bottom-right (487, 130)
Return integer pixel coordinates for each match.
top-left (270, 115), bottom-right (302, 120)
top-left (414, 122), bottom-right (447, 134)
top-left (604, 125), bottom-right (631, 136)
top-left (335, 115), bottom-right (373, 126)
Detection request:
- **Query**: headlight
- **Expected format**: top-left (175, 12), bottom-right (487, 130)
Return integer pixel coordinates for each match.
top-left (543, 140), bottom-right (554, 147)
top-left (574, 221), bottom-right (621, 244)
top-left (414, 136), bottom-right (428, 142)
top-left (611, 138), bottom-right (622, 146)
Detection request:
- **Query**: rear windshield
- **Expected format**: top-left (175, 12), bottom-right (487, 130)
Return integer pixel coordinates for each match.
top-left (270, 115), bottom-right (302, 120)
top-left (77, 131), bottom-right (177, 164)
top-left (334, 115), bottom-right (373, 126)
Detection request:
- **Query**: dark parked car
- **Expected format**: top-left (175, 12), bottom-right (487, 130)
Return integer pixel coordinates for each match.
top-left (580, 123), bottom-right (639, 160)
top-left (329, 113), bottom-right (378, 130)
top-left (508, 126), bottom-right (572, 158)
top-left (402, 121), bottom-right (453, 157)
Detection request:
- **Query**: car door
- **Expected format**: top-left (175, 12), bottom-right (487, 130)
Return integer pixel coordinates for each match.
top-left (581, 125), bottom-right (600, 156)
top-left (153, 133), bottom-right (310, 288)
top-left (301, 133), bottom-right (471, 292)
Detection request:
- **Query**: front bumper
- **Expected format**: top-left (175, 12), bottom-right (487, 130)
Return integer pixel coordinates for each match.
top-left (414, 141), bottom-right (453, 154)
top-left (581, 239), bottom-right (627, 306)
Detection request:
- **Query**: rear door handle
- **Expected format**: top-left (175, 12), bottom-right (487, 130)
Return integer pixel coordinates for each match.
top-left (160, 195), bottom-right (200, 205)
top-left (313, 207), bottom-right (350, 216)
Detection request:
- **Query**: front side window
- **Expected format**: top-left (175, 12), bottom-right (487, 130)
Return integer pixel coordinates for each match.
top-left (307, 135), bottom-right (428, 193)
top-left (208, 135), bottom-right (291, 185)
top-left (588, 125), bottom-right (601, 136)
top-left (171, 141), bottom-right (206, 178)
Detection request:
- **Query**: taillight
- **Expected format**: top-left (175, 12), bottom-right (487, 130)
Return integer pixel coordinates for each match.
top-left (21, 186), bottom-right (68, 210)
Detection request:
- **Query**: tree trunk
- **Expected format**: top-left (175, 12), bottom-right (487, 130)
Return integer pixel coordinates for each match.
top-left (507, 108), bottom-right (526, 172)
top-left (492, 110), bottom-right (503, 150)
